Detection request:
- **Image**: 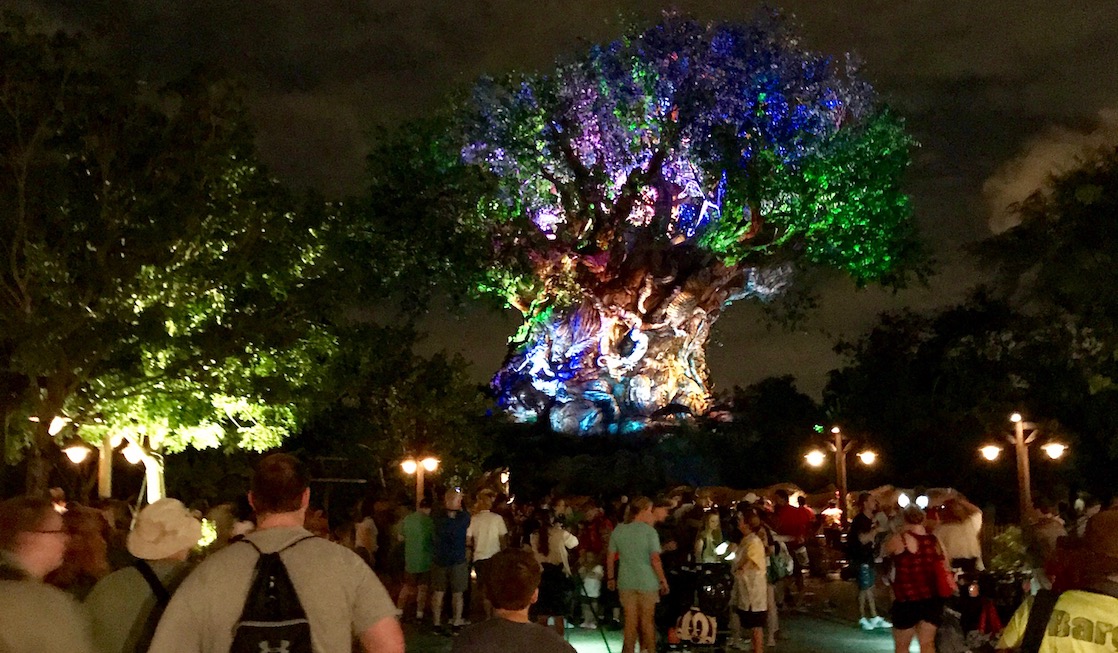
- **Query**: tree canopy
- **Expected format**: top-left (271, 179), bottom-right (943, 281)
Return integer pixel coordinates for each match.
top-left (432, 12), bottom-right (922, 433)
top-left (0, 14), bottom-right (336, 492)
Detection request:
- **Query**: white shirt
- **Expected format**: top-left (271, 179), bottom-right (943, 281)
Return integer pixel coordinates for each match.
top-left (466, 510), bottom-right (508, 561)
top-left (936, 510), bottom-right (984, 570)
top-left (531, 527), bottom-right (579, 574)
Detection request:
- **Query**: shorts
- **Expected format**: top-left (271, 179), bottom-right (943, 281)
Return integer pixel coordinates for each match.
top-left (403, 570), bottom-right (430, 587)
top-left (857, 563), bottom-right (876, 591)
top-left (473, 557), bottom-right (495, 591)
top-left (891, 598), bottom-right (945, 630)
top-left (619, 589), bottom-right (660, 613)
top-left (736, 609), bottom-right (767, 629)
top-left (431, 562), bottom-right (469, 593)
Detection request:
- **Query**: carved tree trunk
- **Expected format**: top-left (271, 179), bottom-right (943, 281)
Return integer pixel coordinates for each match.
top-left (493, 259), bottom-right (777, 434)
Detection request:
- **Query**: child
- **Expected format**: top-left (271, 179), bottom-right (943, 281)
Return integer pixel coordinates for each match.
top-left (578, 550), bottom-right (604, 629)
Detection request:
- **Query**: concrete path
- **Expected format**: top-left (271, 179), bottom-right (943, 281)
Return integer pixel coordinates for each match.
top-left (403, 576), bottom-right (920, 653)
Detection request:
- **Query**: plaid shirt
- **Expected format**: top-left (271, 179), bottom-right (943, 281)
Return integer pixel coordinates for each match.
top-left (891, 532), bottom-right (943, 602)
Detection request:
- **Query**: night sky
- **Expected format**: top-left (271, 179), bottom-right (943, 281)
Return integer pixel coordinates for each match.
top-left (12, 1), bottom-right (1118, 397)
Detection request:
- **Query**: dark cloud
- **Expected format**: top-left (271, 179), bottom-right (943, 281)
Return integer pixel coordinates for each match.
top-left (13, 0), bottom-right (1118, 396)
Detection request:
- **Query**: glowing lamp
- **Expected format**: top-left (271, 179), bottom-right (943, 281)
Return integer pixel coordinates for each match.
top-left (724, 551), bottom-right (736, 561)
top-left (122, 442), bottom-right (144, 465)
top-left (980, 445), bottom-right (1002, 461)
top-left (916, 495), bottom-right (929, 510)
top-left (1010, 413), bottom-right (1022, 424)
top-left (1041, 443), bottom-right (1067, 460)
top-left (804, 450), bottom-right (826, 467)
top-left (421, 457), bottom-right (439, 472)
top-left (400, 459), bottom-right (418, 475)
top-left (499, 470), bottom-right (510, 485)
top-left (48, 416), bottom-right (68, 436)
top-left (830, 426), bottom-right (841, 434)
top-left (714, 542), bottom-right (729, 556)
top-left (897, 493), bottom-right (911, 508)
top-left (63, 444), bottom-right (91, 464)
top-left (857, 450), bottom-right (877, 465)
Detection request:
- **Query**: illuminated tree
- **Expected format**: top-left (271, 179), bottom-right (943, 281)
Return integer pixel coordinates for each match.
top-left (456, 14), bottom-right (919, 434)
top-left (0, 15), bottom-right (331, 494)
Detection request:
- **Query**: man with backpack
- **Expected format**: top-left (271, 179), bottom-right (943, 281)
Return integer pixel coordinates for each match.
top-left (149, 453), bottom-right (404, 653)
top-left (85, 498), bottom-right (201, 653)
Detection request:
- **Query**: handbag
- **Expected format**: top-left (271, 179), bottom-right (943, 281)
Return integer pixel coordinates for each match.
top-left (931, 538), bottom-right (956, 598)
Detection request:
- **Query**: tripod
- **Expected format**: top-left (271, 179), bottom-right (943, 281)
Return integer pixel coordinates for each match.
top-left (574, 570), bottom-right (613, 653)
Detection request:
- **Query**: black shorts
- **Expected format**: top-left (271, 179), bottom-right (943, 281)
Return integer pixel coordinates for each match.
top-left (736, 609), bottom-right (767, 629)
top-left (891, 598), bottom-right (945, 630)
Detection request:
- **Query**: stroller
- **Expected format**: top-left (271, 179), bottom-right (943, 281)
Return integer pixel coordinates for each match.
top-left (662, 563), bottom-right (734, 651)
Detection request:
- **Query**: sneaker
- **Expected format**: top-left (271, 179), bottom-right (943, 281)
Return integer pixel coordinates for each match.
top-left (872, 616), bottom-right (892, 629)
top-left (859, 617), bottom-right (875, 631)
top-left (580, 621), bottom-right (597, 630)
top-left (450, 618), bottom-right (471, 628)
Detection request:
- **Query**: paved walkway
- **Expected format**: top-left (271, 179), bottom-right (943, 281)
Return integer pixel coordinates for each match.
top-left (403, 576), bottom-right (915, 653)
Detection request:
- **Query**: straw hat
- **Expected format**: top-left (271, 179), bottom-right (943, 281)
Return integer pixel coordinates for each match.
top-left (127, 498), bottom-right (202, 560)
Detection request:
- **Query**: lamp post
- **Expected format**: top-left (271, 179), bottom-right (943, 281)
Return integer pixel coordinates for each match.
top-left (980, 413), bottom-right (1066, 520)
top-left (805, 426), bottom-right (877, 524)
top-left (401, 456), bottom-right (439, 510)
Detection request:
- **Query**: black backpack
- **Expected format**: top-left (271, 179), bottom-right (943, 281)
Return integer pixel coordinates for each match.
top-left (230, 535), bottom-right (316, 653)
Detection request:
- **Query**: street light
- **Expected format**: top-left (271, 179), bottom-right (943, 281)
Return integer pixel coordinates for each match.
top-left (63, 443), bottom-right (92, 464)
top-left (401, 455), bottom-right (439, 510)
top-left (805, 426), bottom-right (878, 523)
top-left (980, 412), bottom-right (1067, 519)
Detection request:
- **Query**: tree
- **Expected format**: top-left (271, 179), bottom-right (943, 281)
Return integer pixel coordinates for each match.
top-left (822, 293), bottom-right (1093, 510)
top-left (289, 323), bottom-right (495, 488)
top-left (450, 13), bottom-right (920, 434)
top-left (971, 144), bottom-right (1118, 499)
top-left (0, 14), bottom-right (332, 494)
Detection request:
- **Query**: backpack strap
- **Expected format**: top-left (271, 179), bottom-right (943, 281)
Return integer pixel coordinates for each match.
top-left (1020, 589), bottom-right (1060, 653)
top-left (240, 534), bottom-right (317, 553)
top-left (134, 559), bottom-right (171, 605)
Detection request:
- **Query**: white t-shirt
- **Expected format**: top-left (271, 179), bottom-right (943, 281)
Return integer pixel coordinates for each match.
top-left (580, 564), bottom-right (604, 598)
top-left (355, 516), bottom-right (378, 555)
top-left (936, 511), bottom-right (984, 570)
top-left (466, 510), bottom-right (508, 562)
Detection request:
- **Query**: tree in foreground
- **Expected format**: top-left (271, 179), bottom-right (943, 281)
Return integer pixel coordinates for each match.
top-left (454, 14), bottom-right (919, 434)
top-left (0, 15), bottom-right (331, 495)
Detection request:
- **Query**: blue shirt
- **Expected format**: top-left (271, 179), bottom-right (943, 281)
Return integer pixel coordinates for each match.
top-left (432, 509), bottom-right (471, 566)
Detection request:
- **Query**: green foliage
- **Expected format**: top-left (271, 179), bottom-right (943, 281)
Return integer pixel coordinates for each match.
top-left (290, 323), bottom-right (497, 485)
top-left (989, 526), bottom-right (1031, 574)
top-left (0, 14), bottom-right (338, 480)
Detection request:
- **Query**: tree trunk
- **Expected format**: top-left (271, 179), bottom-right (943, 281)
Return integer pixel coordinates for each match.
top-left (24, 429), bottom-right (52, 498)
top-left (493, 261), bottom-right (781, 434)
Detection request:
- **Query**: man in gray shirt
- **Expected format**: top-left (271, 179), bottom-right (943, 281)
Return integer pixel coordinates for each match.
top-left (149, 453), bottom-right (403, 653)
top-left (452, 548), bottom-right (575, 653)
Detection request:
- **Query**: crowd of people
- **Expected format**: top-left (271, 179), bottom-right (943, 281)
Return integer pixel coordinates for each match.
top-left (2, 458), bottom-right (1118, 653)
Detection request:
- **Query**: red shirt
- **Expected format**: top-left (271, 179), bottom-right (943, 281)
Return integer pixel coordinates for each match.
top-left (770, 504), bottom-right (812, 546)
